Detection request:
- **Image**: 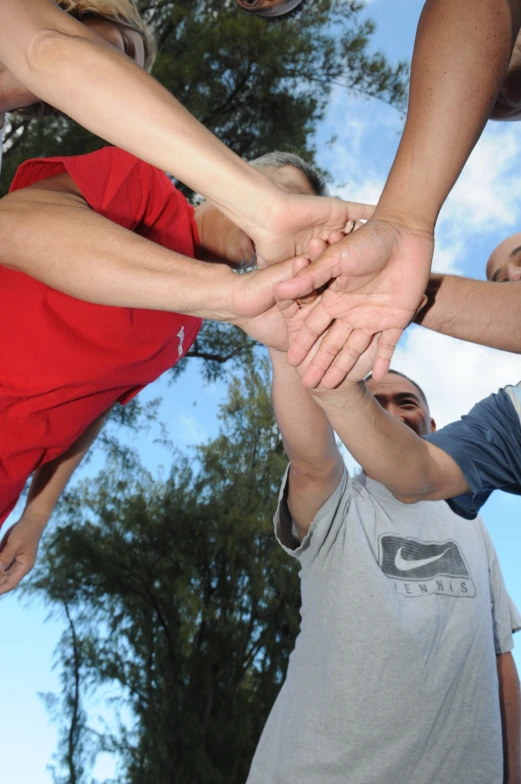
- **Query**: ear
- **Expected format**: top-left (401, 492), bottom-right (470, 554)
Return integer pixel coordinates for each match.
top-left (429, 417), bottom-right (437, 433)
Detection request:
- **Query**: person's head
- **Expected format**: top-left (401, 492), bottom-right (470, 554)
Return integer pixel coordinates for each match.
top-left (235, 0), bottom-right (305, 19)
top-left (194, 151), bottom-right (327, 267)
top-left (13, 0), bottom-right (156, 118)
top-left (365, 370), bottom-right (436, 437)
top-left (486, 232), bottom-right (521, 282)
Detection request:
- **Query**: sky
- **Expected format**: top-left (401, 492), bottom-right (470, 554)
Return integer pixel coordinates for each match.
top-left (3, 0), bottom-right (521, 781)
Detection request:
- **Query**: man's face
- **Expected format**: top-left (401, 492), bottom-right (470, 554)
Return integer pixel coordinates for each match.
top-left (486, 232), bottom-right (521, 282)
top-left (235, 0), bottom-right (304, 17)
top-left (194, 165), bottom-right (316, 267)
top-left (365, 373), bottom-right (435, 437)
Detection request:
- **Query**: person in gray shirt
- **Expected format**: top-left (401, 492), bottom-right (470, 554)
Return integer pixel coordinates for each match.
top-left (247, 350), bottom-right (521, 784)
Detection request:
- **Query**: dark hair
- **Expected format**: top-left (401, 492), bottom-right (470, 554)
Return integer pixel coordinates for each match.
top-left (237, 0), bottom-right (306, 19)
top-left (365, 369), bottom-right (430, 409)
top-left (250, 151), bottom-right (328, 196)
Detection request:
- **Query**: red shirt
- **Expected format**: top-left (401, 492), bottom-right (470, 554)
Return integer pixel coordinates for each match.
top-left (0, 147), bottom-right (202, 525)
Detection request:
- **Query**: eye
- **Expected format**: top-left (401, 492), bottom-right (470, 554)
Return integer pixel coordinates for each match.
top-left (400, 399), bottom-right (417, 409)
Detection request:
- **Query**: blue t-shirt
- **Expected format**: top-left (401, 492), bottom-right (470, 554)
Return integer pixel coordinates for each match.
top-left (425, 383), bottom-right (521, 519)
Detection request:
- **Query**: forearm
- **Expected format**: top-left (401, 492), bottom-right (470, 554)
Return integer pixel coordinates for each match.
top-left (0, 187), bottom-right (235, 319)
top-left (270, 348), bottom-right (341, 475)
top-left (416, 274), bottom-right (521, 353)
top-left (377, 0), bottom-right (521, 229)
top-left (0, 0), bottom-right (276, 229)
top-left (497, 652), bottom-right (521, 783)
top-left (270, 349), bottom-right (344, 534)
top-left (311, 382), bottom-right (466, 501)
top-left (22, 408), bottom-right (111, 533)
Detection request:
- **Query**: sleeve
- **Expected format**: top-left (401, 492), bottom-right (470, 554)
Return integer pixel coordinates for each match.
top-left (274, 464), bottom-right (351, 563)
top-left (9, 146), bottom-right (175, 232)
top-left (423, 384), bottom-right (521, 519)
top-left (478, 519), bottom-right (521, 654)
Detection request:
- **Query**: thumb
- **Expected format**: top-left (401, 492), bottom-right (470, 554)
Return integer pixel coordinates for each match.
top-left (257, 255), bottom-right (307, 287)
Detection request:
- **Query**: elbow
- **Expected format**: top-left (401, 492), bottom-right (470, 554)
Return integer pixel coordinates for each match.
top-left (25, 29), bottom-right (83, 76)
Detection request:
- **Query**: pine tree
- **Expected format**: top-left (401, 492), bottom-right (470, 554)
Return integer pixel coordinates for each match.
top-left (28, 360), bottom-right (302, 783)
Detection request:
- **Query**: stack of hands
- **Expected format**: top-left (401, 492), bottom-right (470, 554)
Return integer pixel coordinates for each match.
top-left (236, 199), bottom-right (434, 390)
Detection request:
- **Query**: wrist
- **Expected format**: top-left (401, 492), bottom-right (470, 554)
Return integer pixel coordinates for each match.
top-left (310, 379), bottom-right (366, 409)
top-left (19, 509), bottom-right (50, 535)
top-left (371, 206), bottom-right (435, 240)
top-left (213, 166), bottom-right (281, 238)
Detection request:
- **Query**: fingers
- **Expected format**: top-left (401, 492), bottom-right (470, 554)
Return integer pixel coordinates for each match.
top-left (300, 319), bottom-right (354, 388)
top-left (371, 328), bottom-right (403, 381)
top-left (319, 329), bottom-right (375, 389)
top-left (0, 556), bottom-right (33, 595)
top-left (285, 298), bottom-right (336, 368)
top-left (344, 201), bottom-right (375, 222)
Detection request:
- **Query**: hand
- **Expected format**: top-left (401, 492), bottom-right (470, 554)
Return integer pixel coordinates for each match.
top-left (234, 256), bottom-right (311, 350)
top-left (0, 516), bottom-right (45, 595)
top-left (275, 240), bottom-right (380, 389)
top-left (250, 189), bottom-right (374, 267)
top-left (275, 215), bottom-right (433, 387)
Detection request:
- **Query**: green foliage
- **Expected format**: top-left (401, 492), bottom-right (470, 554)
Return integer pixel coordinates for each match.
top-left (27, 361), bottom-right (301, 783)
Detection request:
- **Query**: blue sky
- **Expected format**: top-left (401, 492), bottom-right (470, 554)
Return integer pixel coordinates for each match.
top-left (3, 0), bottom-right (521, 780)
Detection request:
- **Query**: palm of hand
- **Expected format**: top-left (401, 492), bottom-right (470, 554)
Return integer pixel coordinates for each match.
top-left (280, 219), bottom-right (433, 387)
top-left (253, 192), bottom-right (373, 266)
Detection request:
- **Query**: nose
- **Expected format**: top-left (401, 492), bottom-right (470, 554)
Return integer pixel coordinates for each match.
top-left (507, 263), bottom-right (521, 282)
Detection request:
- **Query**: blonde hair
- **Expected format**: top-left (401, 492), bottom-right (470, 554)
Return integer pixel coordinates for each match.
top-left (56, 0), bottom-right (156, 71)
top-left (13, 0), bottom-right (156, 118)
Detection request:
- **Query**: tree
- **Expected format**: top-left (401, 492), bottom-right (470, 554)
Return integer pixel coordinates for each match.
top-left (0, 0), bottom-right (408, 379)
top-left (27, 359), bottom-right (302, 783)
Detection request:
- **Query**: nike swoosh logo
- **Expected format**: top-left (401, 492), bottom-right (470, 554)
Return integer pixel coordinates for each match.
top-left (394, 547), bottom-right (450, 572)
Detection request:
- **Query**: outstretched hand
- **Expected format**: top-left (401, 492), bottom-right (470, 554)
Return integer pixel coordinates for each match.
top-left (275, 216), bottom-right (433, 387)
top-left (250, 189), bottom-right (374, 267)
top-left (0, 516), bottom-right (43, 596)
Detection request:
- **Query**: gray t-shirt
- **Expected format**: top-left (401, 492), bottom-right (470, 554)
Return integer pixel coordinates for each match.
top-left (247, 470), bottom-right (521, 784)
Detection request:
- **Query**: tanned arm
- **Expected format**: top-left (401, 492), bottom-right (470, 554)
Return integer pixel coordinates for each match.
top-left (0, 172), bottom-right (295, 323)
top-left (270, 348), bottom-right (344, 540)
top-left (498, 652), bottom-right (521, 784)
top-left (415, 274), bottom-right (521, 354)
top-left (0, 407), bottom-right (112, 595)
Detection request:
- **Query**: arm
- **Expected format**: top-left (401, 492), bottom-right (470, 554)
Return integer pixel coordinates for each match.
top-left (280, 0), bottom-right (521, 384)
top-left (0, 0), bottom-right (372, 262)
top-left (0, 407), bottom-right (111, 595)
top-left (310, 380), bottom-right (468, 503)
top-left (415, 274), bottom-right (521, 354)
top-left (0, 0), bottom-right (275, 231)
top-left (497, 652), bottom-right (521, 784)
top-left (0, 173), bottom-right (295, 321)
top-left (270, 348), bottom-right (344, 539)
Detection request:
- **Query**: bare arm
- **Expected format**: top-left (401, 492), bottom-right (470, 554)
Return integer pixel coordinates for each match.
top-left (281, 0), bottom-right (521, 383)
top-left (497, 652), bottom-right (521, 784)
top-left (0, 0), bottom-right (275, 232)
top-left (415, 274), bottom-right (521, 354)
top-left (0, 173), bottom-right (295, 322)
top-left (270, 349), bottom-right (344, 539)
top-left (0, 407), bottom-right (111, 594)
top-left (377, 0), bottom-right (521, 226)
top-left (310, 381), bottom-right (468, 503)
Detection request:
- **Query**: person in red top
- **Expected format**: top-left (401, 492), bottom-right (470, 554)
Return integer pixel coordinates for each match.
top-left (0, 146), bottom-right (332, 595)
